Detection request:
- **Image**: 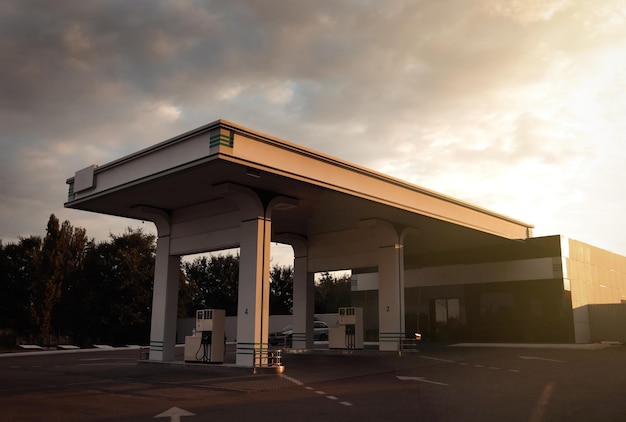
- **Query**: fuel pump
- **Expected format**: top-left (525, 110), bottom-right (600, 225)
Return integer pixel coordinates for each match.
top-left (329, 307), bottom-right (364, 350)
top-left (184, 309), bottom-right (225, 363)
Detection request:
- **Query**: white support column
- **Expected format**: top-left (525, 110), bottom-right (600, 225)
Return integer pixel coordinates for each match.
top-left (293, 255), bottom-right (314, 349)
top-left (149, 234), bottom-right (181, 361)
top-left (275, 234), bottom-right (313, 350)
top-left (378, 243), bottom-right (405, 351)
top-left (213, 184), bottom-right (297, 367)
top-left (236, 216), bottom-right (272, 367)
top-left (136, 206), bottom-right (181, 362)
top-left (362, 218), bottom-right (405, 352)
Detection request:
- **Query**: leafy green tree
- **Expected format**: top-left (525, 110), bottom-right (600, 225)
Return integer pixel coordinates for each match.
top-left (30, 215), bottom-right (89, 346)
top-left (183, 255), bottom-right (296, 316)
top-left (0, 236), bottom-right (42, 344)
top-left (55, 240), bottom-right (101, 346)
top-left (314, 272), bottom-right (352, 314)
top-left (270, 265), bottom-right (293, 315)
top-left (51, 234), bottom-right (96, 342)
top-left (2, 218), bottom-right (159, 347)
top-left (183, 254), bottom-right (239, 316)
top-left (177, 271), bottom-right (196, 318)
top-left (97, 228), bottom-right (155, 344)
top-left (57, 228), bottom-right (156, 346)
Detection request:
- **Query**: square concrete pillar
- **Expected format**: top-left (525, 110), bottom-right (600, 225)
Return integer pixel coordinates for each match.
top-left (236, 217), bottom-right (271, 367)
top-left (292, 259), bottom-right (315, 350)
top-left (149, 235), bottom-right (181, 361)
top-left (378, 244), bottom-right (405, 351)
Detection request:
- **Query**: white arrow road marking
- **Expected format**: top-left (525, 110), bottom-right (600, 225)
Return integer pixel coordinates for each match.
top-left (397, 376), bottom-right (448, 386)
top-left (519, 356), bottom-right (566, 363)
top-left (155, 407), bottom-right (195, 421)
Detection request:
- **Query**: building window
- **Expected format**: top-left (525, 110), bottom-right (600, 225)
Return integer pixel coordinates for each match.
top-left (435, 298), bottom-right (460, 323)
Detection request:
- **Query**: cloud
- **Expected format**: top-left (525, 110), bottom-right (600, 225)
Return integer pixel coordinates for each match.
top-left (1, 0), bottom-right (625, 257)
top-left (481, 0), bottom-right (570, 24)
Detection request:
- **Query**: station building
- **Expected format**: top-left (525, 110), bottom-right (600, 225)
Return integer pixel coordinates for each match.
top-left (65, 120), bottom-right (626, 366)
top-left (353, 235), bottom-right (626, 345)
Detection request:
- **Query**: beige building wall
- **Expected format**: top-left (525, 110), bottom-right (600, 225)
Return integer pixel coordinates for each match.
top-left (567, 238), bottom-right (626, 308)
top-left (566, 238), bottom-right (626, 343)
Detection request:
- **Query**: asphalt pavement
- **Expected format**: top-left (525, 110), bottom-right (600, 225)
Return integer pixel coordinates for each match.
top-left (1, 342), bottom-right (625, 421)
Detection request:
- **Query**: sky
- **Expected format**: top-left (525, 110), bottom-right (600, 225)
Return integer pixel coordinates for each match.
top-left (1, 0), bottom-right (625, 264)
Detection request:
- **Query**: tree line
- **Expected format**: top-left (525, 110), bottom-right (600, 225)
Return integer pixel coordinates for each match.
top-left (0, 215), bottom-right (350, 348)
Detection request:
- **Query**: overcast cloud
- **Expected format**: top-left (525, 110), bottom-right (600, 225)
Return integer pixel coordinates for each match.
top-left (1, 0), bottom-right (625, 259)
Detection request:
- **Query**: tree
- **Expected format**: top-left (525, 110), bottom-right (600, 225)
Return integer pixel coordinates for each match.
top-left (183, 255), bottom-right (296, 316)
top-left (56, 227), bottom-right (156, 346)
top-left (2, 218), bottom-right (161, 347)
top-left (30, 215), bottom-right (88, 346)
top-left (96, 228), bottom-right (155, 344)
top-left (270, 265), bottom-right (293, 315)
top-left (314, 272), bottom-right (352, 314)
top-left (0, 236), bottom-right (42, 344)
top-left (55, 240), bottom-right (101, 346)
top-left (183, 254), bottom-right (239, 316)
top-left (177, 271), bottom-right (196, 318)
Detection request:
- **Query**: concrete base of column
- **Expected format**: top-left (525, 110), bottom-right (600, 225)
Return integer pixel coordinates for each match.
top-left (378, 334), bottom-right (402, 352)
top-left (235, 344), bottom-right (255, 367)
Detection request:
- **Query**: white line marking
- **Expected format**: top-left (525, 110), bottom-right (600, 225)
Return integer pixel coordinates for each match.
top-left (508, 369), bottom-right (520, 373)
top-left (340, 402), bottom-right (353, 407)
top-left (529, 382), bottom-right (555, 422)
top-left (489, 367), bottom-right (501, 370)
top-left (78, 363), bottom-right (136, 366)
top-left (279, 374), bottom-right (304, 386)
top-left (327, 396), bottom-right (339, 400)
top-left (315, 390), bottom-right (326, 395)
top-left (474, 365), bottom-right (484, 368)
top-left (419, 355), bottom-right (455, 363)
top-left (519, 356), bottom-right (566, 363)
top-left (397, 376), bottom-right (448, 386)
top-left (305, 386), bottom-right (314, 390)
top-left (67, 379), bottom-right (123, 387)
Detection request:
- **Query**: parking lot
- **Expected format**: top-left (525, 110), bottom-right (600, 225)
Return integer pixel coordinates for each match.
top-left (1, 343), bottom-right (625, 421)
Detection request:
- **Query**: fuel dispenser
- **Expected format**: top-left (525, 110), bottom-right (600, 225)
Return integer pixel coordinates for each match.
top-left (184, 309), bottom-right (225, 363)
top-left (329, 307), bottom-right (364, 349)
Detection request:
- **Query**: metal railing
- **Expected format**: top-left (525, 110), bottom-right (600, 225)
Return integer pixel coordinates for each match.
top-left (253, 348), bottom-right (283, 368)
top-left (398, 337), bottom-right (421, 356)
top-left (139, 346), bottom-right (150, 360)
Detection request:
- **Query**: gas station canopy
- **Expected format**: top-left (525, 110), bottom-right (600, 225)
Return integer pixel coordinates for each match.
top-left (65, 119), bottom-right (535, 364)
top-left (66, 119), bottom-right (532, 260)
